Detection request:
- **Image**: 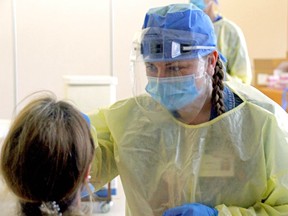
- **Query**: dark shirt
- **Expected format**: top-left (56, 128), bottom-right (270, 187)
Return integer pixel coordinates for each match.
top-left (210, 85), bottom-right (243, 120)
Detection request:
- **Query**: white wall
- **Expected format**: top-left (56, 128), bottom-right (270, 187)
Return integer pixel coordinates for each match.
top-left (0, 1), bottom-right (15, 118)
top-left (1, 0), bottom-right (112, 118)
top-left (1, 0), bottom-right (288, 119)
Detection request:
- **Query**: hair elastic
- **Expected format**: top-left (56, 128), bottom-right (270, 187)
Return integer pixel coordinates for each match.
top-left (40, 201), bottom-right (62, 216)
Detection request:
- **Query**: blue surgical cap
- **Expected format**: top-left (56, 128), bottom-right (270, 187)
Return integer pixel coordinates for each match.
top-left (141, 4), bottom-right (217, 62)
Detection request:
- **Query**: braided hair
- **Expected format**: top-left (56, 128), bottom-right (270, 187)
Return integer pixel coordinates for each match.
top-left (211, 56), bottom-right (225, 116)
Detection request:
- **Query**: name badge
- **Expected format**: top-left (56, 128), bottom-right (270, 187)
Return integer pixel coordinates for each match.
top-left (199, 153), bottom-right (234, 177)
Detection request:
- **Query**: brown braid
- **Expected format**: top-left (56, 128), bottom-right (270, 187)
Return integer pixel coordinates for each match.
top-left (211, 56), bottom-right (225, 116)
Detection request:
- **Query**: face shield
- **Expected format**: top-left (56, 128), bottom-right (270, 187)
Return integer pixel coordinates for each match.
top-left (130, 27), bottom-right (215, 122)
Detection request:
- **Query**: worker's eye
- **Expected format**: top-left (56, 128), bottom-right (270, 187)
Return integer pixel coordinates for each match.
top-left (167, 66), bottom-right (181, 72)
top-left (145, 63), bottom-right (158, 74)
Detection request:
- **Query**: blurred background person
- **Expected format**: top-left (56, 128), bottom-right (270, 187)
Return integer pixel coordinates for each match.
top-left (191, 0), bottom-right (252, 84)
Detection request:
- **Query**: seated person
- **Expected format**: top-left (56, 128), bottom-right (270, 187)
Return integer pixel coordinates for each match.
top-left (0, 93), bottom-right (95, 216)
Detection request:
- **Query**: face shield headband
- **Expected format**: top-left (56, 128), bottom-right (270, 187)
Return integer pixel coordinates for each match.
top-left (139, 27), bottom-right (216, 62)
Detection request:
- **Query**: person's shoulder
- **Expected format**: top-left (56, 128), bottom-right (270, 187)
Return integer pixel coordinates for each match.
top-left (108, 97), bottom-right (136, 110)
top-left (214, 17), bottom-right (243, 34)
top-left (226, 81), bottom-right (265, 102)
top-left (226, 81), bottom-right (285, 115)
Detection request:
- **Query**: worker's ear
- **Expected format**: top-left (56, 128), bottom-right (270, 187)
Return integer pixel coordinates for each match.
top-left (206, 50), bottom-right (218, 76)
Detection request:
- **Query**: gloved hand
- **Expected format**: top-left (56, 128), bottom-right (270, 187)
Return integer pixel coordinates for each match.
top-left (162, 203), bottom-right (218, 216)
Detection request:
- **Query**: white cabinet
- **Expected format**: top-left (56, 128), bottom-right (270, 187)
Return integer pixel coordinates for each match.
top-left (63, 75), bottom-right (117, 112)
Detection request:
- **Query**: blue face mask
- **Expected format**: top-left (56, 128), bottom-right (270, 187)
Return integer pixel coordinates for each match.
top-left (190, 0), bottom-right (206, 10)
top-left (145, 75), bottom-right (201, 111)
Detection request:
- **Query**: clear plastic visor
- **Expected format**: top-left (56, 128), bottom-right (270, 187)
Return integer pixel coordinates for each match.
top-left (131, 55), bottom-right (212, 122)
top-left (130, 28), bottom-right (216, 63)
top-left (130, 28), bottom-right (214, 122)
top-left (144, 59), bottom-right (207, 78)
top-left (131, 53), bottom-right (210, 97)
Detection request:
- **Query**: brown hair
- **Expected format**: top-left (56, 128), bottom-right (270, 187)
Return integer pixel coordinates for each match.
top-left (211, 56), bottom-right (225, 116)
top-left (1, 93), bottom-right (95, 215)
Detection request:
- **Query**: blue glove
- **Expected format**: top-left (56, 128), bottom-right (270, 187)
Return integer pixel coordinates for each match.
top-left (163, 203), bottom-right (218, 216)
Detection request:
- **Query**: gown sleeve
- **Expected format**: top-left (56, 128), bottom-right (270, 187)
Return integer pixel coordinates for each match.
top-left (88, 108), bottom-right (119, 191)
top-left (216, 112), bottom-right (288, 215)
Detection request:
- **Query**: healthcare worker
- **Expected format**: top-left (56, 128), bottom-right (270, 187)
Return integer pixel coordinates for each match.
top-left (190, 0), bottom-right (252, 84)
top-left (88, 3), bottom-right (288, 216)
